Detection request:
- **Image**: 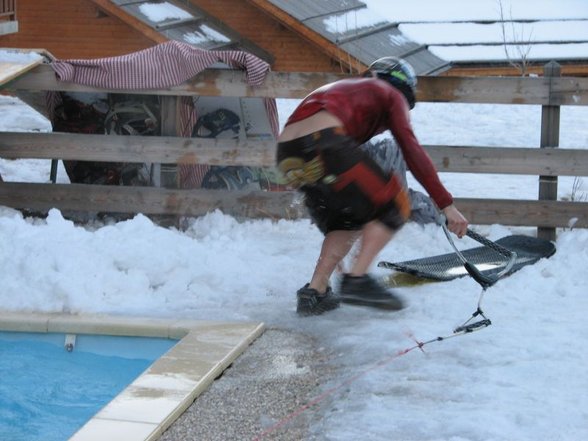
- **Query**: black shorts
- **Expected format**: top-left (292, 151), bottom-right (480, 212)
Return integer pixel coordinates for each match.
top-left (277, 127), bottom-right (410, 234)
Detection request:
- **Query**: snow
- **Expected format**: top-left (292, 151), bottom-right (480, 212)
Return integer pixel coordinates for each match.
top-left (430, 42), bottom-right (588, 63)
top-left (0, 49), bottom-right (43, 64)
top-left (361, 0), bottom-right (588, 62)
top-left (0, 4), bottom-right (587, 440)
top-left (400, 21), bottom-right (588, 45)
top-left (323, 7), bottom-right (387, 34)
top-left (132, 0), bottom-right (588, 64)
top-left (183, 25), bottom-right (230, 45)
top-left (138, 2), bottom-right (193, 23)
top-left (1, 89), bottom-right (588, 439)
top-left (363, 0), bottom-right (588, 22)
top-left (3, 3), bottom-right (588, 433)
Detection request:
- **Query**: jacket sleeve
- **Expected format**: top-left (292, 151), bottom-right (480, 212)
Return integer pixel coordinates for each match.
top-left (387, 97), bottom-right (454, 209)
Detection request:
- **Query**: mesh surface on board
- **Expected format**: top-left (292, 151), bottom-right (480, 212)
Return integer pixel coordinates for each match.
top-left (381, 235), bottom-right (556, 281)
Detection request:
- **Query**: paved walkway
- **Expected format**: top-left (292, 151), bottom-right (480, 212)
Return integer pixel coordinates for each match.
top-left (159, 327), bottom-right (336, 441)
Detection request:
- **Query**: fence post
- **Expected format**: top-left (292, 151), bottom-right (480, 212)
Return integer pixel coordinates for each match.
top-left (159, 96), bottom-right (180, 189)
top-left (538, 61), bottom-right (561, 241)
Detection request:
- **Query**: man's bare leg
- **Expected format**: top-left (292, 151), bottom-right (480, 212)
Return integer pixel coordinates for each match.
top-left (338, 220), bottom-right (403, 310)
top-left (308, 230), bottom-right (360, 293)
top-left (349, 220), bottom-right (395, 276)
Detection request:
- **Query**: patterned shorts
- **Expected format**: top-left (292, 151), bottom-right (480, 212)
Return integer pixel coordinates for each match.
top-left (277, 127), bottom-right (410, 233)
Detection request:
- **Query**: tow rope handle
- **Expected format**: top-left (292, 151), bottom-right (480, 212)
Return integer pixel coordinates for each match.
top-left (439, 216), bottom-right (517, 290)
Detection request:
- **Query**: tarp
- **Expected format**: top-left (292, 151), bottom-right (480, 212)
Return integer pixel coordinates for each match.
top-left (50, 40), bottom-right (271, 89)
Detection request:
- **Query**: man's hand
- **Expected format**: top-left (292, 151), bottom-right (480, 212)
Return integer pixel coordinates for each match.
top-left (442, 204), bottom-right (468, 238)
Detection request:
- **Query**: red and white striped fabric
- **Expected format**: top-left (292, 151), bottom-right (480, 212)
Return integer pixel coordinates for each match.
top-left (51, 40), bottom-right (270, 89)
top-left (49, 41), bottom-right (279, 188)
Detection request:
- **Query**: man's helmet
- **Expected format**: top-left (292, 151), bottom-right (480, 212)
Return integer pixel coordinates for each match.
top-left (368, 57), bottom-right (417, 109)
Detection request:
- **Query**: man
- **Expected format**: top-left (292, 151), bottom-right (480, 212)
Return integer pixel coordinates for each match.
top-left (277, 57), bottom-right (468, 316)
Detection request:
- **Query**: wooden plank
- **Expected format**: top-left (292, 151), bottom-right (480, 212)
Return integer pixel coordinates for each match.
top-left (2, 133), bottom-right (588, 176)
top-left (550, 75), bottom-right (588, 106)
top-left (424, 145), bottom-right (588, 176)
top-left (454, 197), bottom-right (588, 228)
top-left (418, 76), bottom-right (547, 105)
top-left (1, 182), bottom-right (587, 228)
top-left (420, 76), bottom-right (588, 106)
top-left (0, 132), bottom-right (277, 167)
top-left (8, 64), bottom-right (588, 105)
top-left (0, 57), bottom-right (43, 87)
top-left (5, 64), bottom-right (346, 99)
top-left (0, 182), bottom-right (305, 220)
top-left (538, 61), bottom-right (561, 240)
top-left (158, 95), bottom-right (180, 187)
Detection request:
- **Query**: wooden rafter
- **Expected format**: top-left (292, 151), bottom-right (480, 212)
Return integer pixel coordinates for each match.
top-left (245, 0), bottom-right (367, 72)
top-left (88, 0), bottom-right (168, 44)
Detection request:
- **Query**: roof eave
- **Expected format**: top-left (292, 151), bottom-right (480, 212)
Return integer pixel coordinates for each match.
top-left (89, 0), bottom-right (166, 44)
top-left (246, 0), bottom-right (367, 72)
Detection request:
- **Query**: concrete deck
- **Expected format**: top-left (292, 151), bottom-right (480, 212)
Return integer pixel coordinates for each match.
top-left (0, 312), bottom-right (265, 441)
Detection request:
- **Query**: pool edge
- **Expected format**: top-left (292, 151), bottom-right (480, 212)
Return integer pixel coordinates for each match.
top-left (0, 312), bottom-right (265, 441)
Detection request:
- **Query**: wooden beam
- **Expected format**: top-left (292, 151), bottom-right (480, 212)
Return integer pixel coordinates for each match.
top-left (419, 76), bottom-right (588, 106)
top-left (0, 132), bottom-right (277, 167)
top-left (6, 64), bottom-right (346, 98)
top-left (8, 64), bottom-right (588, 105)
top-left (454, 197), bottom-right (588, 228)
top-left (418, 76), bottom-right (548, 105)
top-left (0, 182), bottom-right (304, 220)
top-left (443, 64), bottom-right (588, 78)
top-left (538, 61), bottom-right (561, 241)
top-left (0, 49), bottom-right (43, 87)
top-left (245, 0), bottom-right (366, 73)
top-left (88, 0), bottom-right (167, 45)
top-left (0, 182), bottom-right (586, 228)
top-left (423, 145), bottom-right (588, 176)
top-left (3, 133), bottom-right (588, 176)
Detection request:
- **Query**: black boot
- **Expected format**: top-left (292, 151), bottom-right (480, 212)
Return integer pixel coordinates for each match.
top-left (340, 274), bottom-right (404, 310)
top-left (296, 284), bottom-right (341, 316)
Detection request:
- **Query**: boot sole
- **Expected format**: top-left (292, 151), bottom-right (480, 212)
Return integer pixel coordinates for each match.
top-left (341, 296), bottom-right (404, 310)
top-left (297, 300), bottom-right (341, 316)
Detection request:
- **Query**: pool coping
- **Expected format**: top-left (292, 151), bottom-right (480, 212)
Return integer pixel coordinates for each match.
top-left (0, 312), bottom-right (265, 441)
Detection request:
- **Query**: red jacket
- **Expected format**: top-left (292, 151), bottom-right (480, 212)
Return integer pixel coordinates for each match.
top-left (286, 77), bottom-right (453, 209)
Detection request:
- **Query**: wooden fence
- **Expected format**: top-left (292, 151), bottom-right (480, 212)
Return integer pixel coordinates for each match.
top-left (1, 61), bottom-right (588, 239)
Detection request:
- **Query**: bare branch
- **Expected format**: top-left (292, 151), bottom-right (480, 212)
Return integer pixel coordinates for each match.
top-left (497, 0), bottom-right (534, 76)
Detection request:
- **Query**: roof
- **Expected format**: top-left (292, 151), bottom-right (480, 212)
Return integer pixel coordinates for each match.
top-left (105, 0), bottom-right (274, 64)
top-left (101, 1), bottom-right (588, 77)
top-left (261, 0), bottom-right (588, 74)
top-left (263, 0), bottom-right (450, 75)
top-left (363, 0), bottom-right (588, 65)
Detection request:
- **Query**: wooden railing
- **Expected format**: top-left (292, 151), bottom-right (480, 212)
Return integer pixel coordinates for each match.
top-left (0, 0), bottom-right (16, 19)
top-left (1, 60), bottom-right (588, 239)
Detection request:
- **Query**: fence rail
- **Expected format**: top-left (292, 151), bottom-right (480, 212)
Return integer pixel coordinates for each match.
top-left (1, 61), bottom-right (588, 238)
top-left (0, 182), bottom-right (584, 229)
top-left (9, 64), bottom-right (588, 105)
top-left (2, 132), bottom-right (588, 176)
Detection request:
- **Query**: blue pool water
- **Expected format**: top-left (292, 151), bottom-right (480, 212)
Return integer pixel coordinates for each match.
top-left (0, 331), bottom-right (177, 441)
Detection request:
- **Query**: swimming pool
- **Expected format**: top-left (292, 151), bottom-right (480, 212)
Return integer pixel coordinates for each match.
top-left (0, 312), bottom-right (264, 441)
top-left (0, 332), bottom-right (176, 441)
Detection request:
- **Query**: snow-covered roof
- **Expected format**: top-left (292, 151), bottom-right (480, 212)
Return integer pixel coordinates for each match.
top-left (109, 0), bottom-right (273, 63)
top-left (265, 0), bottom-right (588, 71)
top-left (265, 0), bottom-right (450, 75)
top-left (363, 0), bottom-right (588, 63)
top-left (269, 0), bottom-right (588, 75)
top-left (109, 0), bottom-right (588, 74)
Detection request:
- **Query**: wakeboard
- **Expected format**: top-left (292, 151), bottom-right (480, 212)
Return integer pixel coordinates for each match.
top-left (378, 235), bottom-right (556, 287)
